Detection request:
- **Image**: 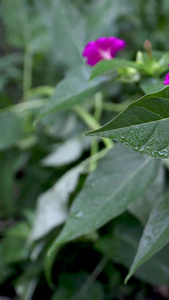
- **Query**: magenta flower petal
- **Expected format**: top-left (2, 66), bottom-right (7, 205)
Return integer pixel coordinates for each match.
top-left (113, 38), bottom-right (126, 51)
top-left (82, 41), bottom-right (102, 66)
top-left (164, 73), bottom-right (169, 85)
top-left (95, 37), bottom-right (115, 51)
top-left (82, 36), bottom-right (126, 66)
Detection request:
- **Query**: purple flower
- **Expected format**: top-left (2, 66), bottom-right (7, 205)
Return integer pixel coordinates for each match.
top-left (164, 73), bottom-right (169, 85)
top-left (164, 64), bottom-right (169, 85)
top-left (82, 37), bottom-right (126, 66)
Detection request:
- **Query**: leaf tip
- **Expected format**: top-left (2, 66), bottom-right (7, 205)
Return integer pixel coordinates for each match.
top-left (124, 273), bottom-right (132, 284)
top-left (84, 129), bottom-right (96, 136)
top-left (44, 240), bottom-right (63, 286)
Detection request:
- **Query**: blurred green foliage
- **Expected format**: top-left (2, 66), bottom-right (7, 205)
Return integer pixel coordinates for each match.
top-left (1, 0), bottom-right (169, 299)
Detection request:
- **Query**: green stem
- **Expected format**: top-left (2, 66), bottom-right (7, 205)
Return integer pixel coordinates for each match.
top-left (77, 255), bottom-right (108, 298)
top-left (139, 0), bottom-right (146, 22)
top-left (89, 138), bottom-right (98, 173)
top-left (94, 92), bottom-right (103, 121)
top-left (74, 106), bottom-right (112, 149)
top-left (23, 48), bottom-right (33, 101)
top-left (89, 93), bottom-right (103, 172)
top-left (74, 105), bottom-right (100, 129)
top-left (0, 99), bottom-right (46, 116)
top-left (27, 86), bottom-right (54, 99)
top-left (103, 100), bottom-right (130, 112)
top-left (81, 148), bottom-right (108, 170)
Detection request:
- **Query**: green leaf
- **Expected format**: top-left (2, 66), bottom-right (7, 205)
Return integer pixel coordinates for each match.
top-left (126, 191), bottom-right (169, 283)
top-left (38, 66), bottom-right (106, 117)
top-left (1, 0), bottom-right (30, 48)
top-left (1, 0), bottom-right (51, 53)
top-left (0, 236), bottom-right (29, 266)
top-left (41, 137), bottom-right (90, 167)
top-left (51, 272), bottom-right (104, 300)
top-left (0, 151), bottom-right (25, 217)
top-left (15, 276), bottom-right (38, 300)
top-left (90, 59), bottom-right (139, 80)
top-left (128, 164), bottom-right (165, 225)
top-left (140, 78), bottom-right (164, 94)
top-left (85, 0), bottom-right (131, 41)
top-left (45, 144), bottom-right (159, 283)
top-left (51, 0), bottom-right (85, 69)
top-left (158, 51), bottom-right (169, 74)
top-left (96, 214), bottom-right (169, 285)
top-left (0, 111), bottom-right (23, 150)
top-left (30, 164), bottom-right (84, 241)
top-left (86, 86), bottom-right (169, 158)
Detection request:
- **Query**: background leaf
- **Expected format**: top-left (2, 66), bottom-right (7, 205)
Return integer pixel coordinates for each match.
top-left (41, 137), bottom-right (90, 167)
top-left (90, 59), bottom-right (139, 80)
top-left (0, 111), bottom-right (23, 150)
top-left (30, 164), bottom-right (84, 241)
top-left (38, 66), bottom-right (107, 117)
top-left (96, 214), bottom-right (169, 286)
top-left (50, 0), bottom-right (85, 69)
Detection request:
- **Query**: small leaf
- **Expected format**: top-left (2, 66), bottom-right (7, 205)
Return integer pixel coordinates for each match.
top-left (90, 59), bottom-right (139, 80)
top-left (86, 86), bottom-right (169, 158)
top-left (45, 144), bottom-right (159, 283)
top-left (126, 191), bottom-right (169, 283)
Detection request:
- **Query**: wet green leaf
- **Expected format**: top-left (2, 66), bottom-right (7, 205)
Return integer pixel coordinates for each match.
top-left (86, 86), bottom-right (169, 158)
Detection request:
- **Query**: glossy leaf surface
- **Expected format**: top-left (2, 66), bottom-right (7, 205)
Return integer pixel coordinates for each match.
top-left (86, 86), bottom-right (169, 158)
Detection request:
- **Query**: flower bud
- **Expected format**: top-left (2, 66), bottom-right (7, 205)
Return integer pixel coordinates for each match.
top-left (143, 40), bottom-right (152, 58)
